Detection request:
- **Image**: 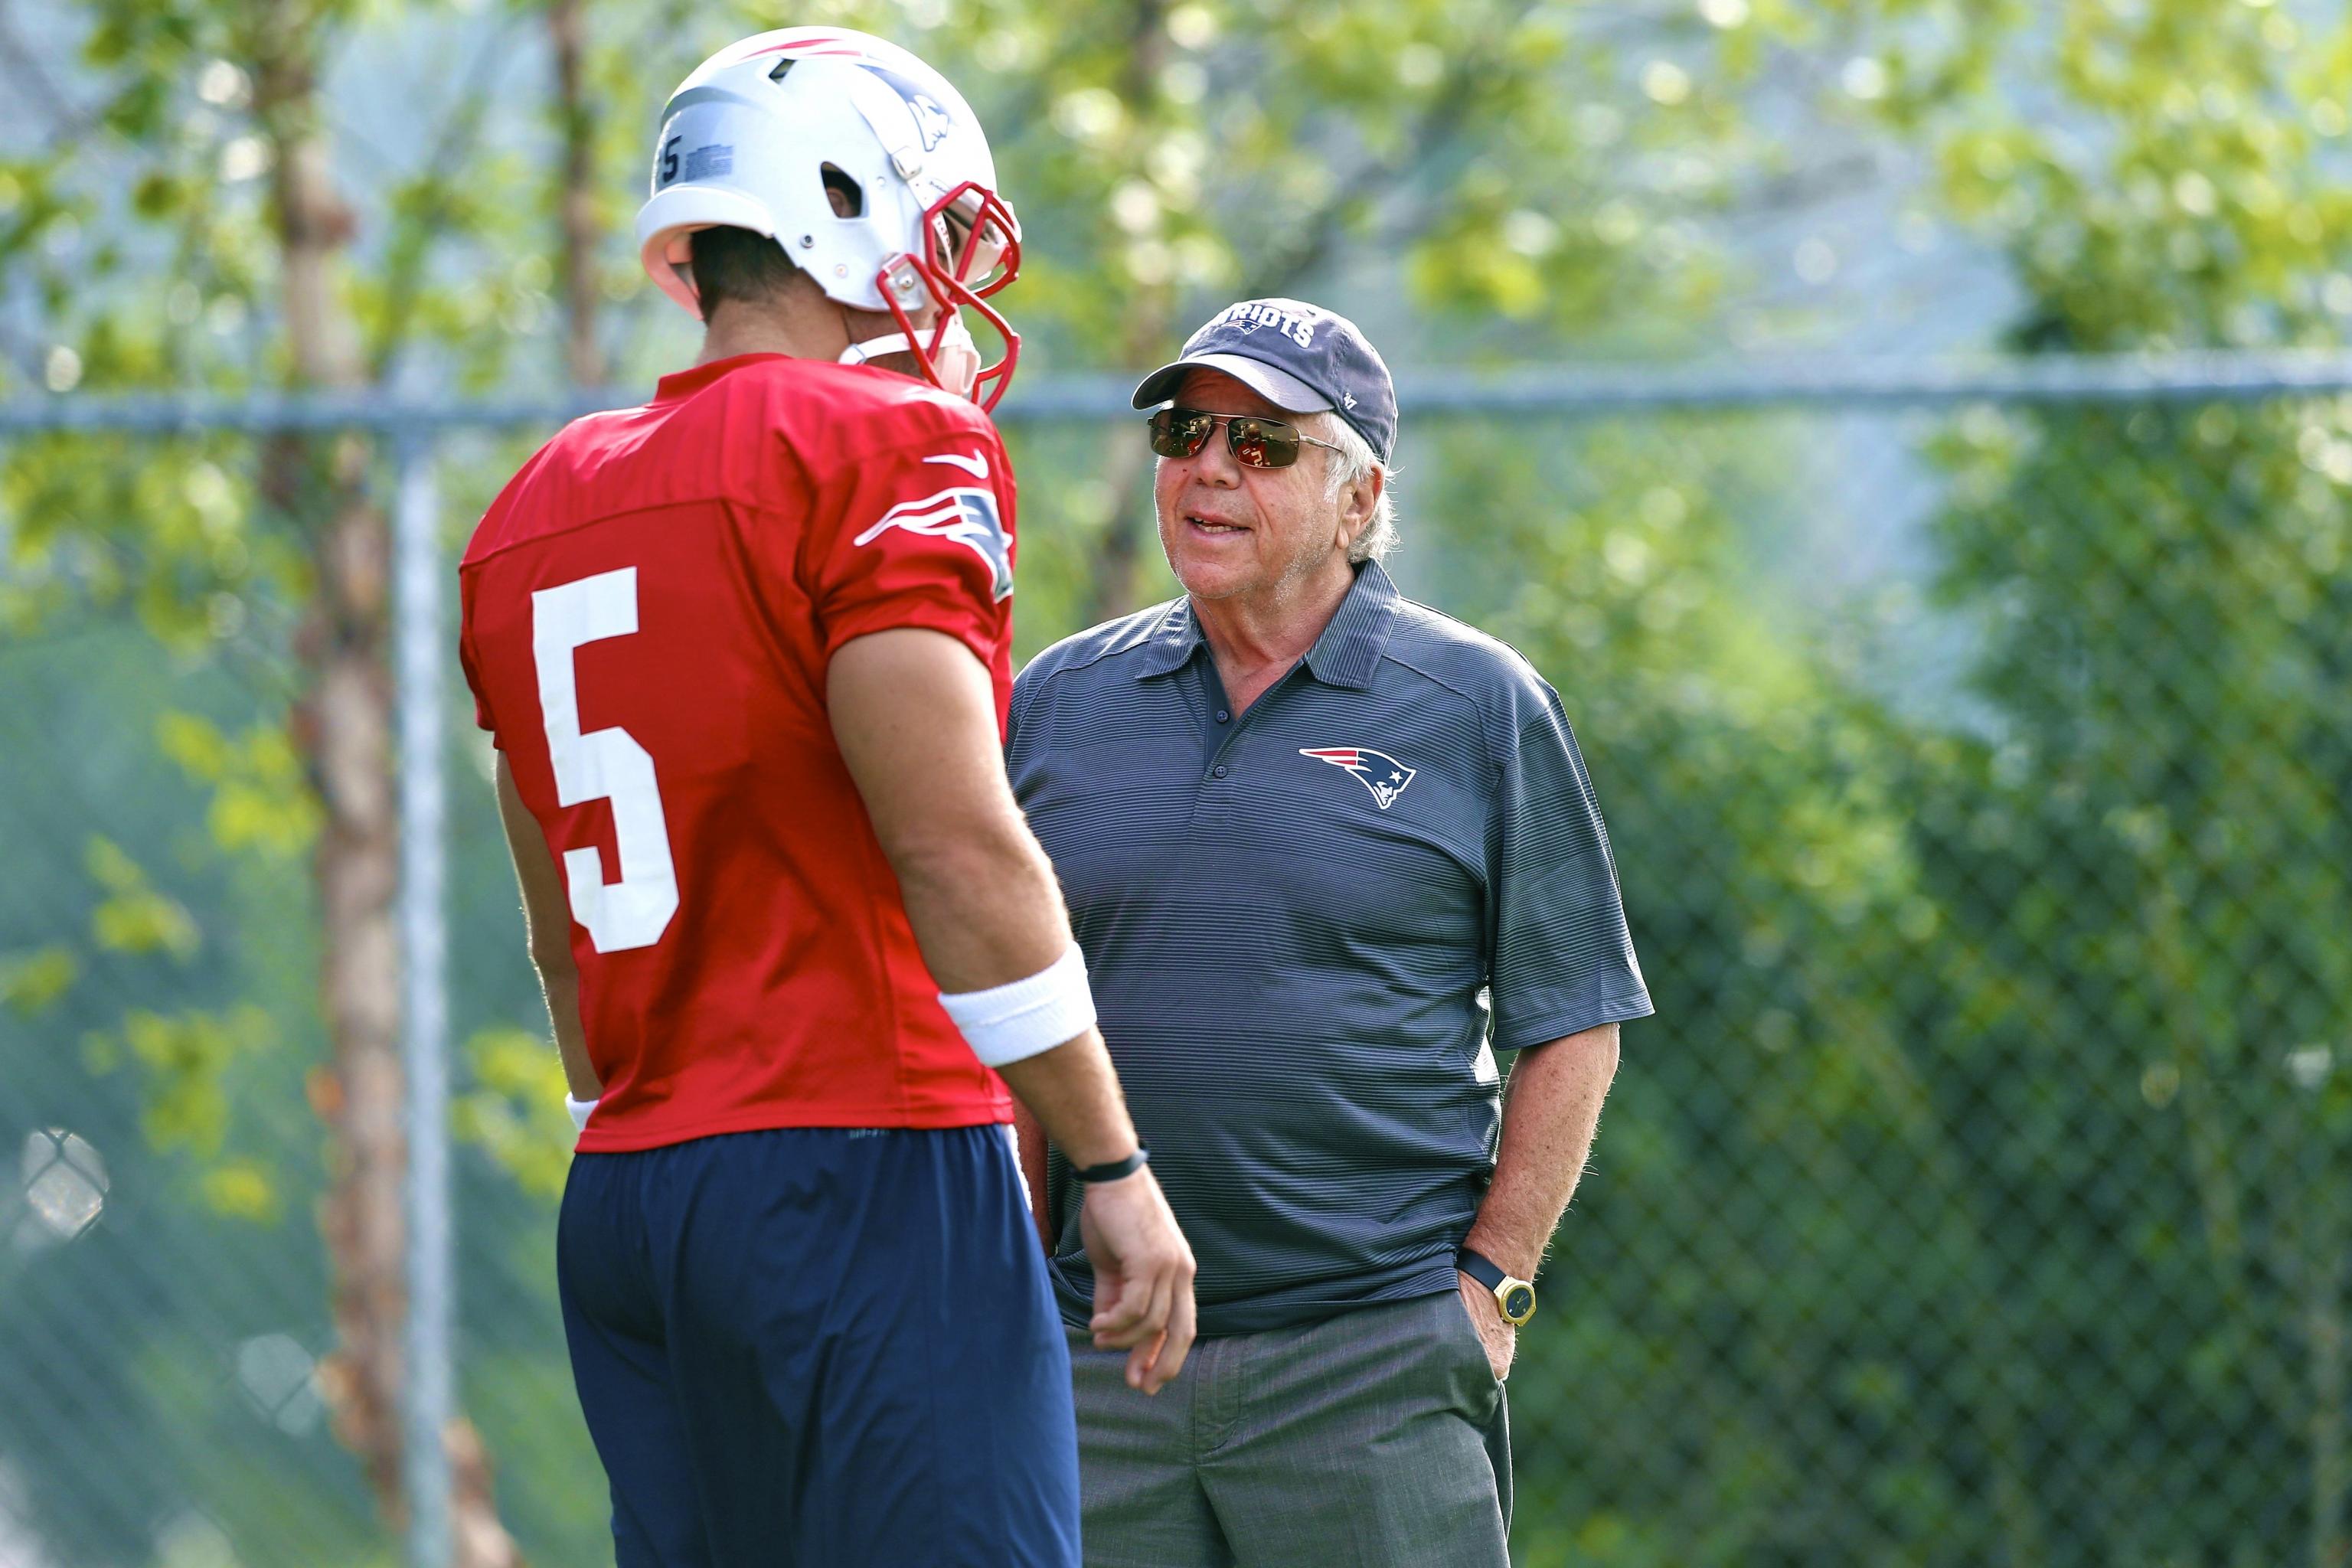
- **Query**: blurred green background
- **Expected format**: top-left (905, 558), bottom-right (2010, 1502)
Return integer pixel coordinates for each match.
top-left (3, 0), bottom-right (2350, 1564)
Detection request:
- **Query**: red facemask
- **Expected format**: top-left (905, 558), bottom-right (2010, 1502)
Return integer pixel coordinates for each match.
top-left (873, 181), bottom-right (1022, 411)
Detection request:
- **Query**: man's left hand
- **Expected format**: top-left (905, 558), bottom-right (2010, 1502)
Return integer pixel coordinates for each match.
top-left (1455, 1270), bottom-right (1516, 1382)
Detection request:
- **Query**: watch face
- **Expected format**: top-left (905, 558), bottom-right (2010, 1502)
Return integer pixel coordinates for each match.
top-left (1501, 1285), bottom-right (1536, 1323)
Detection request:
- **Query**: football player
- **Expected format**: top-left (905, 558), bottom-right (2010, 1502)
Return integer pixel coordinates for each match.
top-left (456, 29), bottom-right (1194, 1566)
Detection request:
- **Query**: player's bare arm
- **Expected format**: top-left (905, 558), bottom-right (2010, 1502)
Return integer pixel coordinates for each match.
top-left (828, 625), bottom-right (1197, 1393)
top-left (1459, 1020), bottom-right (1621, 1379)
top-left (495, 750), bottom-right (601, 1102)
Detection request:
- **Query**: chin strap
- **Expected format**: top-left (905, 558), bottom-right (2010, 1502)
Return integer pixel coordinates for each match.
top-left (838, 310), bottom-right (980, 396)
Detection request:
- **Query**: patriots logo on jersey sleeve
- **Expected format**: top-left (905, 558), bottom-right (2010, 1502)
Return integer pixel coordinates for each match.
top-left (852, 483), bottom-right (1013, 601)
top-left (1299, 746), bottom-right (1416, 810)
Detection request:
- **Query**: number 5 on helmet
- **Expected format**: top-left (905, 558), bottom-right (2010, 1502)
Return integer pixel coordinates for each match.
top-left (633, 28), bottom-right (1024, 410)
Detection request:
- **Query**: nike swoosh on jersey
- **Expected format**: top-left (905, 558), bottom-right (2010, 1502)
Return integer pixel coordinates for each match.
top-left (923, 450), bottom-right (991, 480)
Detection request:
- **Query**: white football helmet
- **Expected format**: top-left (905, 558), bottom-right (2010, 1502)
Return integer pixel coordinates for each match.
top-left (635, 28), bottom-right (1023, 408)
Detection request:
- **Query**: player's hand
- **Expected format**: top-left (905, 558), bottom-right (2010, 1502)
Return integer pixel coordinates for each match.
top-left (1079, 1166), bottom-right (1197, 1394)
top-left (1456, 1271), bottom-right (1517, 1382)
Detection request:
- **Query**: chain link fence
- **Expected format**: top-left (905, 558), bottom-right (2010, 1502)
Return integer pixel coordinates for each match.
top-left (2, 358), bottom-right (2346, 1567)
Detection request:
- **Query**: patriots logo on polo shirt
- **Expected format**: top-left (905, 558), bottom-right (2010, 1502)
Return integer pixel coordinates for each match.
top-left (853, 483), bottom-right (1014, 601)
top-left (1299, 746), bottom-right (1416, 810)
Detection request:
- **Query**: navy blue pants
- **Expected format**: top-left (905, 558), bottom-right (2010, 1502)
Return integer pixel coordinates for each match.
top-left (557, 1125), bottom-right (1080, 1567)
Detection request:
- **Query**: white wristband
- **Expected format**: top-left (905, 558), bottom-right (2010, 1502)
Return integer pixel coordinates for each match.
top-left (566, 1095), bottom-right (598, 1133)
top-left (939, 945), bottom-right (1096, 1069)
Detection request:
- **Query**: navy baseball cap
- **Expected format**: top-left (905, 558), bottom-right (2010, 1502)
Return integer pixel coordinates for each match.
top-left (1131, 298), bottom-right (1397, 463)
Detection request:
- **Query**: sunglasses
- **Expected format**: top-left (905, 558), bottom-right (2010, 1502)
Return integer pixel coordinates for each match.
top-left (1146, 407), bottom-right (1346, 469)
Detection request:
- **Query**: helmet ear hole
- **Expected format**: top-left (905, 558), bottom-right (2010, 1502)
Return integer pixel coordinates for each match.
top-left (820, 165), bottom-right (864, 219)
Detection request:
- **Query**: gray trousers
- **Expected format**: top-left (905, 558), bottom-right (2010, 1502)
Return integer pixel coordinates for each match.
top-left (1067, 1292), bottom-right (1511, 1568)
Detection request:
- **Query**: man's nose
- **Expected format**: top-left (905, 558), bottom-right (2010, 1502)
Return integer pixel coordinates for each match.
top-left (1188, 426), bottom-right (1243, 486)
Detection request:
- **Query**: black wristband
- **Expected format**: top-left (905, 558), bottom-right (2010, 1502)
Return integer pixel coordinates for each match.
top-left (1073, 1146), bottom-right (1148, 1184)
top-left (1455, 1246), bottom-right (1508, 1292)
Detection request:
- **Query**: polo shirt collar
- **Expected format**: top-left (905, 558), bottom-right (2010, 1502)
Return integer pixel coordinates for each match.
top-left (1305, 561), bottom-right (1401, 690)
top-left (1133, 561), bottom-right (1400, 690)
top-left (1131, 598), bottom-right (1205, 678)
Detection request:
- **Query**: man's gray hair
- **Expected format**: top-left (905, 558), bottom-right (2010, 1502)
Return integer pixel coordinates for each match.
top-left (1310, 411), bottom-right (1396, 564)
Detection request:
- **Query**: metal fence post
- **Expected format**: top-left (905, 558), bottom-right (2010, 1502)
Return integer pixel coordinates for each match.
top-left (394, 436), bottom-right (454, 1568)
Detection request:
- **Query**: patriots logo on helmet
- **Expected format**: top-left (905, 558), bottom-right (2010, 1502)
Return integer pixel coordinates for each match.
top-left (862, 64), bottom-right (955, 151)
top-left (906, 93), bottom-right (952, 151)
top-left (1299, 746), bottom-right (1416, 810)
top-left (853, 485), bottom-right (1013, 600)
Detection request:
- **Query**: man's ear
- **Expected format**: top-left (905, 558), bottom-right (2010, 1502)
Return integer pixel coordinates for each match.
top-left (1335, 465), bottom-right (1383, 549)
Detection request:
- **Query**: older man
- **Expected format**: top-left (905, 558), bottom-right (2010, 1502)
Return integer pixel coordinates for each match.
top-left (1006, 298), bottom-right (1652, 1566)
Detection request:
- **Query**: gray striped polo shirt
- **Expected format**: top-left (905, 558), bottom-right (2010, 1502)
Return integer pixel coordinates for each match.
top-left (1007, 561), bottom-right (1652, 1337)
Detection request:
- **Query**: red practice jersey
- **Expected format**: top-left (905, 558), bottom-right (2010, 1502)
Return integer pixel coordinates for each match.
top-left (459, 354), bottom-right (1018, 1151)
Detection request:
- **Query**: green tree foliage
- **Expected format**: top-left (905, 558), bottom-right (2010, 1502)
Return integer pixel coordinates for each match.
top-left (452, 1026), bottom-right (577, 1204)
top-left (1906, 2), bottom-right (2352, 1559)
top-left (1852, 0), bottom-right (2348, 1558)
top-left (1370, 6), bottom-right (2352, 1558)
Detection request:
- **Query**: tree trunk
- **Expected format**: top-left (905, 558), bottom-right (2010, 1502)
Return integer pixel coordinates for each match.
top-left (549, 0), bottom-right (603, 387)
top-left (301, 432), bottom-right (407, 1508)
top-left (253, 13), bottom-right (519, 1564)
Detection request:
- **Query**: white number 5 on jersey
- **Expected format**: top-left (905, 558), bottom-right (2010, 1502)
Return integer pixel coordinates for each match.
top-left (531, 568), bottom-right (679, 953)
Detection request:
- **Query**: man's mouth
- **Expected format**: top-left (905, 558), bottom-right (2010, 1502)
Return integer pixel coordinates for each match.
top-left (1187, 514), bottom-right (1248, 536)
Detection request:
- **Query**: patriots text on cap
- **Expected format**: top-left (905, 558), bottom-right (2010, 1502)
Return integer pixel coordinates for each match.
top-left (1131, 297), bottom-right (1398, 464)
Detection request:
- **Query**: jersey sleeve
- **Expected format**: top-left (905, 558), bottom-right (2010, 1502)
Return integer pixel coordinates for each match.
top-left (1485, 684), bottom-right (1655, 1051)
top-left (805, 422), bottom-right (1017, 670)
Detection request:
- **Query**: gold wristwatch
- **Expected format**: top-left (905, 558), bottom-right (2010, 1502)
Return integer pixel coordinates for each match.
top-left (1457, 1247), bottom-right (1537, 1326)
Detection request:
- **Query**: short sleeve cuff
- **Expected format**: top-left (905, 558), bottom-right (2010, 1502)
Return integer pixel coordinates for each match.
top-left (1491, 987), bottom-right (1655, 1054)
top-left (823, 593), bottom-right (1001, 673)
